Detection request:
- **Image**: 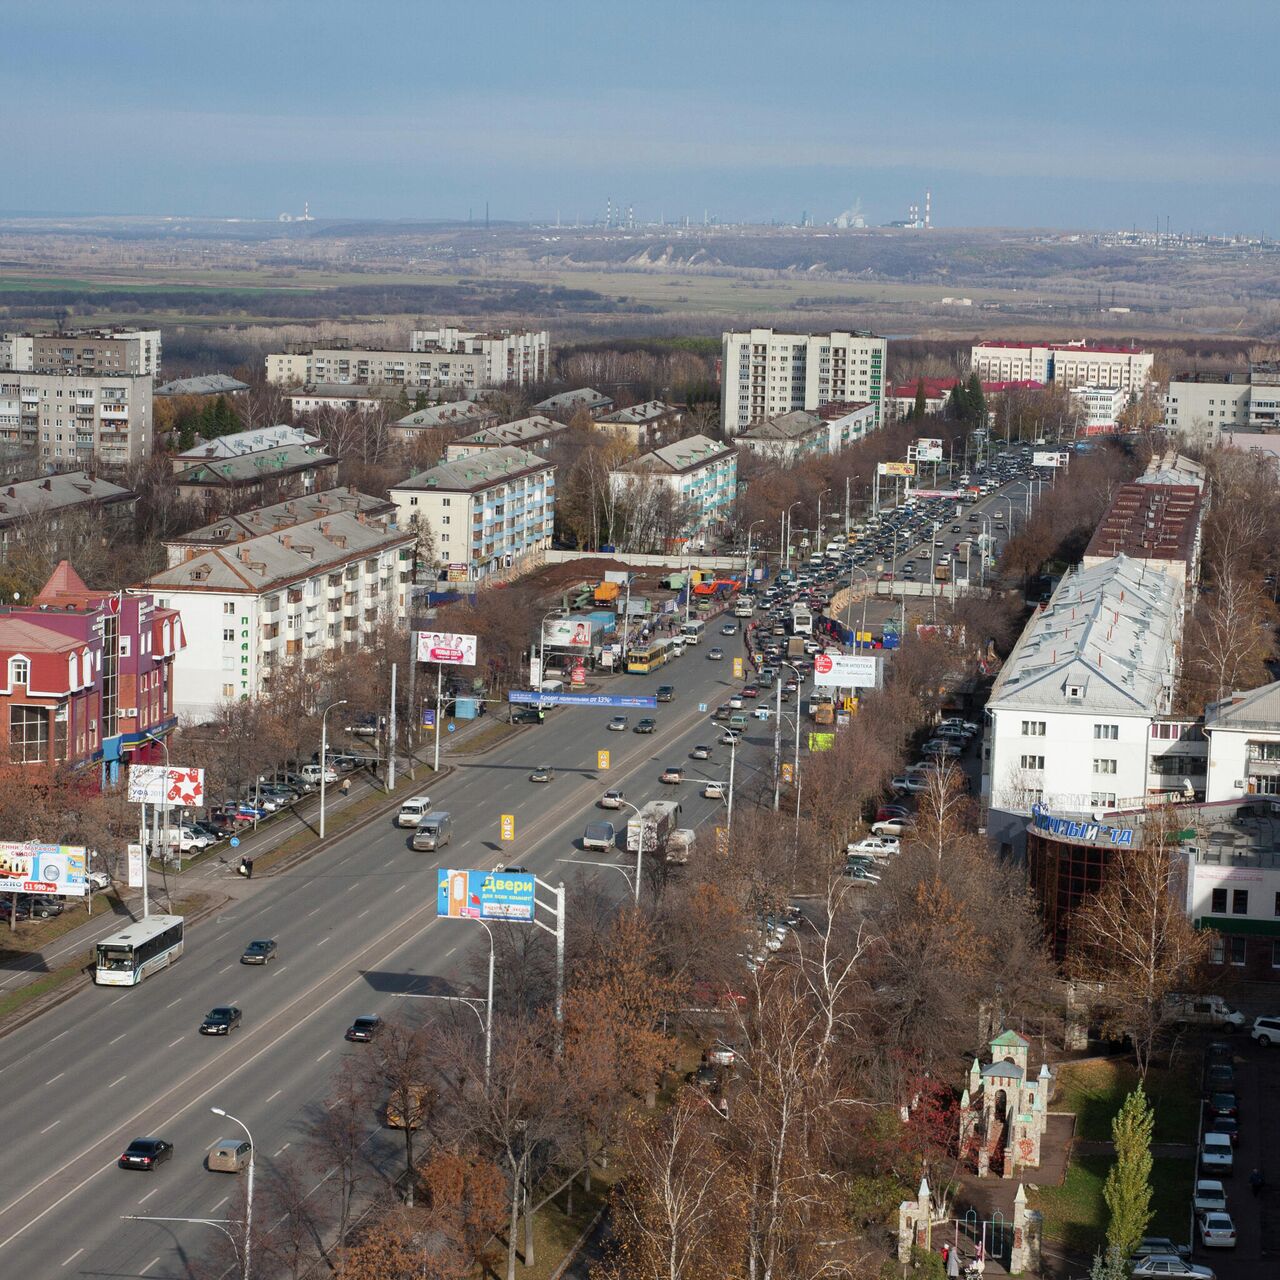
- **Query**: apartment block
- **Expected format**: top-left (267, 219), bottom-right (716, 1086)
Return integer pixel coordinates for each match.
top-left (146, 510), bottom-right (414, 719)
top-left (609, 434), bottom-right (737, 543)
top-left (443, 416), bottom-right (568, 460)
top-left (970, 341), bottom-right (1152, 394)
top-left (720, 328), bottom-right (886, 436)
top-left (409, 327), bottom-right (550, 386)
top-left (0, 471), bottom-right (138, 563)
top-left (735, 411), bottom-right (829, 464)
top-left (1163, 372), bottom-right (1250, 445)
top-left (533, 388), bottom-right (614, 421)
top-left (389, 447), bottom-right (556, 583)
top-left (1070, 384), bottom-right (1128, 433)
top-left (172, 442), bottom-right (340, 512)
top-left (0, 371), bottom-right (153, 466)
top-left (2, 327), bottom-right (162, 377)
top-left (0, 561), bottom-right (183, 775)
top-left (595, 400), bottom-right (685, 447)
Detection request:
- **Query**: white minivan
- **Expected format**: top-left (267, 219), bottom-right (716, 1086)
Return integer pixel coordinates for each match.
top-left (1200, 1132), bottom-right (1233, 1176)
top-left (396, 795), bottom-right (433, 829)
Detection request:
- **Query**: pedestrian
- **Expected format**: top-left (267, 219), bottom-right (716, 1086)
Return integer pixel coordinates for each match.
top-left (340, 777), bottom-right (351, 797)
top-left (946, 1245), bottom-right (961, 1279)
top-left (1250, 1167), bottom-right (1264, 1197)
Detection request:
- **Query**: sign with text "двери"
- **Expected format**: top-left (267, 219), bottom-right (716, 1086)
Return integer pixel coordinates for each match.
top-left (437, 868), bottom-right (535, 922)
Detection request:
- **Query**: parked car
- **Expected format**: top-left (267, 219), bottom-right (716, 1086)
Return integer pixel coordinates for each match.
top-left (240, 939), bottom-right (278, 965)
top-left (119, 1137), bottom-right (174, 1171)
top-left (599, 789), bottom-right (625, 809)
top-left (300, 763), bottom-right (338, 785)
top-left (345, 1015), bottom-right (382, 1042)
top-left (704, 1040), bottom-right (736, 1067)
top-left (871, 816), bottom-right (915, 837)
top-left (1207, 1116), bottom-right (1238, 1146)
top-left (1204, 1064), bottom-right (1236, 1093)
top-left (921, 738), bottom-right (961, 757)
top-left (1198, 1212), bottom-right (1236, 1249)
top-left (660, 765), bottom-right (685, 784)
top-left (843, 863), bottom-right (882, 883)
top-left (1134, 1237), bottom-right (1192, 1260)
top-left (199, 1006), bottom-right (242, 1036)
top-left (87, 869), bottom-right (113, 892)
top-left (1206, 1092), bottom-right (1237, 1119)
top-left (850, 836), bottom-right (899, 858)
top-left (1250, 1015), bottom-right (1280, 1045)
top-left (607, 715), bottom-right (629, 732)
top-left (1192, 1180), bottom-right (1227, 1215)
top-left (891, 775), bottom-right (929, 793)
top-left (1200, 1132), bottom-right (1233, 1175)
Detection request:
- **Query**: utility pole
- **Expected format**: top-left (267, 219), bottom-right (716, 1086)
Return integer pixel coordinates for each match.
top-left (407, 631), bottom-right (417, 780)
top-left (387, 662), bottom-right (397, 791)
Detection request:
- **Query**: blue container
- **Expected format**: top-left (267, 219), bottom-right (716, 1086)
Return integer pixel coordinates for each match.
top-left (454, 696), bottom-right (480, 720)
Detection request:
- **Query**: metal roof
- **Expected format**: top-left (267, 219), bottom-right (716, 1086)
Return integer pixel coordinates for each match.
top-left (393, 446), bottom-right (553, 494)
top-left (155, 374), bottom-right (249, 397)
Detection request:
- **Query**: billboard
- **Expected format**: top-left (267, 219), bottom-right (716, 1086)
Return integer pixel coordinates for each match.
top-left (0, 842), bottom-right (88, 896)
top-left (878, 461), bottom-right (916, 478)
top-left (127, 765), bottom-right (205, 809)
top-left (543, 618), bottom-right (593, 649)
top-left (916, 437), bottom-right (943, 462)
top-left (1033, 450), bottom-right (1068, 468)
top-left (417, 631), bottom-right (477, 666)
top-left (509, 690), bottom-right (657, 708)
top-left (812, 653), bottom-right (880, 689)
top-left (437, 868), bottom-right (536, 922)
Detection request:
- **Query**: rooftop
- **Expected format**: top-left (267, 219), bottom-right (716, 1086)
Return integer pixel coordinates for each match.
top-left (1083, 483), bottom-right (1201, 566)
top-left (448, 416), bottom-right (566, 448)
top-left (1206, 680), bottom-right (1280, 734)
top-left (1169, 370), bottom-right (1252, 386)
top-left (889, 377), bottom-right (1042, 398)
top-left (597, 400), bottom-right (681, 426)
top-left (1139, 450), bottom-right (1208, 490)
top-left (623, 434), bottom-right (736, 476)
top-left (287, 382), bottom-right (396, 400)
top-left (393, 446), bottom-right (553, 494)
top-left (167, 487), bottom-right (395, 549)
top-left (174, 425), bottom-right (319, 461)
top-left (395, 400), bottom-right (496, 429)
top-left (814, 400), bottom-right (874, 419)
top-left (737, 411), bottom-right (826, 441)
top-left (974, 340), bottom-right (1151, 356)
top-left (146, 510), bottom-right (411, 595)
top-left (174, 442), bottom-right (338, 486)
top-left (533, 388), bottom-right (612, 415)
top-left (0, 470), bottom-right (136, 525)
top-left (155, 373), bottom-right (249, 397)
top-left (989, 554), bottom-right (1181, 717)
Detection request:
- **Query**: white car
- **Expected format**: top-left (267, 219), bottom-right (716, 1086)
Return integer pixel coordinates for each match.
top-left (1250, 1015), bottom-right (1280, 1046)
top-left (704, 1041), bottom-right (736, 1066)
top-left (850, 836), bottom-right (899, 858)
top-left (891, 775), bottom-right (929, 793)
top-left (1192, 1180), bottom-right (1227, 1215)
top-left (1200, 1132), bottom-right (1233, 1175)
top-left (301, 763), bottom-right (338, 785)
top-left (1198, 1212), bottom-right (1236, 1249)
top-left (871, 817), bottom-right (914, 838)
top-left (940, 718), bottom-right (980, 734)
top-left (703, 781), bottom-right (727, 799)
top-left (599, 789), bottom-right (625, 809)
top-left (397, 796), bottom-right (434, 828)
top-left (922, 739), bottom-right (961, 757)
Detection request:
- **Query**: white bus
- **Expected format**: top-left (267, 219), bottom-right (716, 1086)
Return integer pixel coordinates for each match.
top-left (626, 799), bottom-right (682, 853)
top-left (791, 603), bottom-right (813, 636)
top-left (95, 914), bottom-right (185, 986)
top-left (680, 618), bottom-right (706, 645)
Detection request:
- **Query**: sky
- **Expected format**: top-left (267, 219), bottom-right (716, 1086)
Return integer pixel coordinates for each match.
top-left (3, 0), bottom-right (1276, 235)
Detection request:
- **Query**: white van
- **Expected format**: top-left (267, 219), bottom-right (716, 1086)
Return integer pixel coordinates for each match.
top-left (825, 541), bottom-right (845, 560)
top-left (1200, 1132), bottom-right (1233, 1176)
top-left (396, 795), bottom-right (433, 829)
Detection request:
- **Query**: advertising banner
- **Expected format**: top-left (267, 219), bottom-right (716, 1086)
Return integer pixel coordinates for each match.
top-left (1033, 450), bottom-right (1069, 468)
top-left (878, 461), bottom-right (916, 478)
top-left (127, 843), bottom-right (144, 889)
top-left (916, 438), bottom-right (943, 462)
top-left (812, 653), bottom-right (880, 689)
top-left (509, 690), bottom-right (657, 709)
top-left (417, 631), bottom-right (477, 666)
top-left (542, 618), bottom-right (593, 649)
top-left (127, 765), bottom-right (205, 809)
top-left (0, 842), bottom-right (88, 896)
top-left (437, 868), bottom-right (536, 922)
top-left (571, 662), bottom-right (586, 686)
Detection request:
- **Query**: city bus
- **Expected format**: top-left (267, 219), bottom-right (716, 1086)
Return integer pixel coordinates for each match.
top-left (95, 914), bottom-right (185, 986)
top-left (791, 603), bottom-right (813, 636)
top-left (680, 618), bottom-right (706, 645)
top-left (626, 638), bottom-right (673, 675)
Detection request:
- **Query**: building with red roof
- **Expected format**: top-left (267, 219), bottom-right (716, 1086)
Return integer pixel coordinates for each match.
top-left (0, 562), bottom-right (184, 776)
top-left (971, 340), bottom-right (1153, 393)
top-left (886, 377), bottom-right (1042, 421)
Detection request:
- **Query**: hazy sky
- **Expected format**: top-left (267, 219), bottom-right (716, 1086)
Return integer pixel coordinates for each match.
top-left (4, 0), bottom-right (1275, 234)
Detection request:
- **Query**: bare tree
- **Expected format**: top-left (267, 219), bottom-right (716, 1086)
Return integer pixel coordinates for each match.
top-left (364, 1017), bottom-right (439, 1207)
top-left (303, 1061), bottom-right (374, 1251)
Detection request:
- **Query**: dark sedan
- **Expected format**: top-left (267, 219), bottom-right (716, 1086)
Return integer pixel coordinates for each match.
top-left (199, 1005), bottom-right (243, 1036)
top-left (118, 1137), bottom-right (173, 1171)
top-left (345, 1014), bottom-right (382, 1042)
top-left (240, 939), bottom-right (278, 965)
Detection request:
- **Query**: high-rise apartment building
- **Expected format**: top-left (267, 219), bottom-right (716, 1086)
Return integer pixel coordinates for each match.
top-left (409, 327), bottom-right (550, 385)
top-left (970, 341), bottom-right (1152, 394)
top-left (2, 328), bottom-right (162, 377)
top-left (719, 328), bottom-right (886, 436)
top-left (0, 371), bottom-right (153, 466)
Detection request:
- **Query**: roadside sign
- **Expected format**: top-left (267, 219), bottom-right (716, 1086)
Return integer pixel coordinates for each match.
top-left (447, 722), bottom-right (456, 733)
top-left (733, 657), bottom-right (744, 678)
top-left (571, 662), bottom-right (586, 686)
top-left (597, 749), bottom-right (610, 771)
top-left (509, 690), bottom-right (657, 709)
top-left (422, 707), bottom-right (436, 727)
top-left (500, 813), bottom-right (515, 841)
top-left (781, 762), bottom-right (794, 783)
top-left (229, 836), bottom-right (241, 848)
top-left (715, 827), bottom-right (730, 858)
top-left (698, 703), bottom-right (707, 714)
top-left (437, 868), bottom-right (535, 922)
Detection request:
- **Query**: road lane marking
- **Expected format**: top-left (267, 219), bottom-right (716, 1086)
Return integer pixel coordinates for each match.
top-left (109, 1033), bottom-right (126, 1046)
top-left (308, 907), bottom-right (322, 917)
top-left (356, 909), bottom-right (368, 919)
top-left (316, 1049), bottom-right (331, 1063)
top-left (444, 945), bottom-right (457, 958)
top-left (166, 998), bottom-right (182, 1009)
top-left (168, 1037), bottom-right (183, 1048)
top-left (395, 884), bottom-right (406, 893)
top-left (316, 937), bottom-right (328, 947)
top-left (273, 1143), bottom-right (290, 1157)
top-left (212, 1195), bottom-right (229, 1212)
top-left (110, 995), bottom-right (128, 1006)
top-left (275, 965), bottom-right (288, 975)
top-left (60, 1249), bottom-right (83, 1267)
top-left (137, 1188), bottom-right (158, 1205)
top-left (266, 1090), bottom-right (282, 1103)
top-left (384, 858), bottom-right (393, 867)
top-left (40, 1121), bottom-right (60, 1135)
top-left (109, 1074), bottom-right (127, 1088)
top-left (140, 1257), bottom-right (160, 1275)
top-left (46, 1073), bottom-right (64, 1086)
top-left (218, 963), bottom-right (233, 974)
top-left (345, 883), bottom-right (358, 893)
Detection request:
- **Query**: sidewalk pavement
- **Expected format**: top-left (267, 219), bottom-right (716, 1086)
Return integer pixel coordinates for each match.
top-left (0, 710), bottom-right (504, 1002)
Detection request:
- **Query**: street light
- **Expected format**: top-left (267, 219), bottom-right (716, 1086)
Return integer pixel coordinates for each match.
top-left (615, 799), bottom-right (649, 905)
top-left (783, 501), bottom-right (801, 572)
top-left (746, 519), bottom-right (765, 583)
top-left (847, 564), bottom-right (871, 647)
top-left (319, 699), bottom-right (347, 840)
top-left (210, 1107), bottom-right (254, 1280)
top-left (142, 731), bottom-right (172, 918)
top-left (816, 488), bottom-right (831, 544)
top-left (772, 661), bottom-right (803, 812)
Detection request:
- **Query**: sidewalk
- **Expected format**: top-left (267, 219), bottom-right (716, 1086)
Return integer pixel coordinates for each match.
top-left (0, 710), bottom-right (505, 1008)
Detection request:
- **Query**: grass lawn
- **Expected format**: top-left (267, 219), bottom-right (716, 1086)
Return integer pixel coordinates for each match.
top-left (1053, 1058), bottom-right (1199, 1144)
top-left (1035, 1152), bottom-right (1193, 1255)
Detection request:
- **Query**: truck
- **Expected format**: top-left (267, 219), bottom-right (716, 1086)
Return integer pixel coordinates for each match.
top-left (593, 581), bottom-right (621, 604)
top-left (787, 635), bottom-right (806, 659)
top-left (934, 563), bottom-right (951, 584)
top-left (1164, 993), bottom-right (1245, 1031)
top-left (626, 799), bottom-right (682, 853)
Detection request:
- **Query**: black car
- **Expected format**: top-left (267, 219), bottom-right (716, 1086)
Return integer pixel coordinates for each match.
top-left (192, 819), bottom-right (231, 842)
top-left (240, 939), bottom-right (278, 965)
top-left (635, 718), bottom-right (656, 734)
top-left (345, 1014), bottom-right (382, 1042)
top-left (512, 708), bottom-right (542, 724)
top-left (25, 895), bottom-right (64, 918)
top-left (656, 685), bottom-right (675, 702)
top-left (200, 1005), bottom-right (243, 1035)
top-left (119, 1137), bottom-right (173, 1171)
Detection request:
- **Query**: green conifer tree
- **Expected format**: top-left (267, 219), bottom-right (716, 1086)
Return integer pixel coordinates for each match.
top-left (1103, 1084), bottom-right (1154, 1262)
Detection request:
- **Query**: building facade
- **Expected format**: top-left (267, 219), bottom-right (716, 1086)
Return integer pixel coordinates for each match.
top-left (1070, 384), bottom-right (1128, 433)
top-left (172, 443), bottom-right (340, 512)
top-left (735, 411), bottom-right (829, 464)
top-left (389, 447), bottom-right (556, 583)
top-left (409, 328), bottom-right (550, 386)
top-left (1, 328), bottom-right (162, 377)
top-left (1163, 372), bottom-right (1250, 446)
top-left (0, 471), bottom-right (138, 563)
top-left (443, 416), bottom-right (567, 460)
top-left (720, 329), bottom-right (886, 436)
top-left (970, 341), bottom-right (1152, 394)
top-left (533, 388), bottom-right (615, 421)
top-left (595, 400), bottom-right (685, 446)
top-left (609, 434), bottom-right (737, 543)
top-left (0, 562), bottom-right (183, 776)
top-left (0, 371), bottom-right (153, 466)
top-left (146, 511), bottom-right (413, 719)
top-left (284, 384), bottom-right (388, 417)
top-left (815, 400), bottom-right (878, 450)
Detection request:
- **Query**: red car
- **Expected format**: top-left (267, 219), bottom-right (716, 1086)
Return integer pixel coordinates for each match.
top-left (740, 686), bottom-right (759, 699)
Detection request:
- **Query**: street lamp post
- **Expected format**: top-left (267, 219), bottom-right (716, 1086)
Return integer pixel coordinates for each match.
top-left (210, 1107), bottom-right (254, 1280)
top-left (142, 731), bottom-right (171, 917)
top-left (319, 699), bottom-right (347, 840)
top-left (816, 489), bottom-right (831, 546)
top-left (746, 519), bottom-right (764, 584)
top-left (616, 799), bottom-right (648, 905)
top-left (783, 501), bottom-right (801, 572)
top-left (847, 564), bottom-right (871, 646)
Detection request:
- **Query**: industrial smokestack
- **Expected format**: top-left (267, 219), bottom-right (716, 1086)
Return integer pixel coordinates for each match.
top-left (925, 188), bottom-right (931, 229)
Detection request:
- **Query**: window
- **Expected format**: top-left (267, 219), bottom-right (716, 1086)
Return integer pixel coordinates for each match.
top-left (1019, 755), bottom-right (1045, 770)
top-left (1090, 792), bottom-right (1116, 807)
top-left (9, 705), bottom-right (49, 763)
top-left (1094, 724), bottom-right (1119, 740)
top-left (1230, 937), bottom-right (1247, 967)
top-left (1021, 720), bottom-right (1046, 736)
top-left (1210, 935), bottom-right (1225, 965)
top-left (223, 628), bottom-right (235, 641)
top-left (1232, 889), bottom-right (1249, 916)
top-left (222, 683), bottom-right (235, 698)
top-left (1211, 887), bottom-right (1228, 914)
top-left (1067, 685), bottom-right (1083, 699)
top-left (223, 601), bottom-right (236, 615)
top-left (1273, 941), bottom-right (1280, 970)
top-left (1274, 891), bottom-right (1280, 918)
top-left (1092, 758), bottom-right (1117, 775)
top-left (9, 657), bottom-right (29, 686)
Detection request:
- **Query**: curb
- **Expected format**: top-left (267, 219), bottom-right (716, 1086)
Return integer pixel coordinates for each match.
top-left (548, 1204), bottom-right (609, 1280)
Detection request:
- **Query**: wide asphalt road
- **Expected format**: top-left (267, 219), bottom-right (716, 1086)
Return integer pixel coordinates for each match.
top-left (0, 629), bottom-right (767, 1280)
